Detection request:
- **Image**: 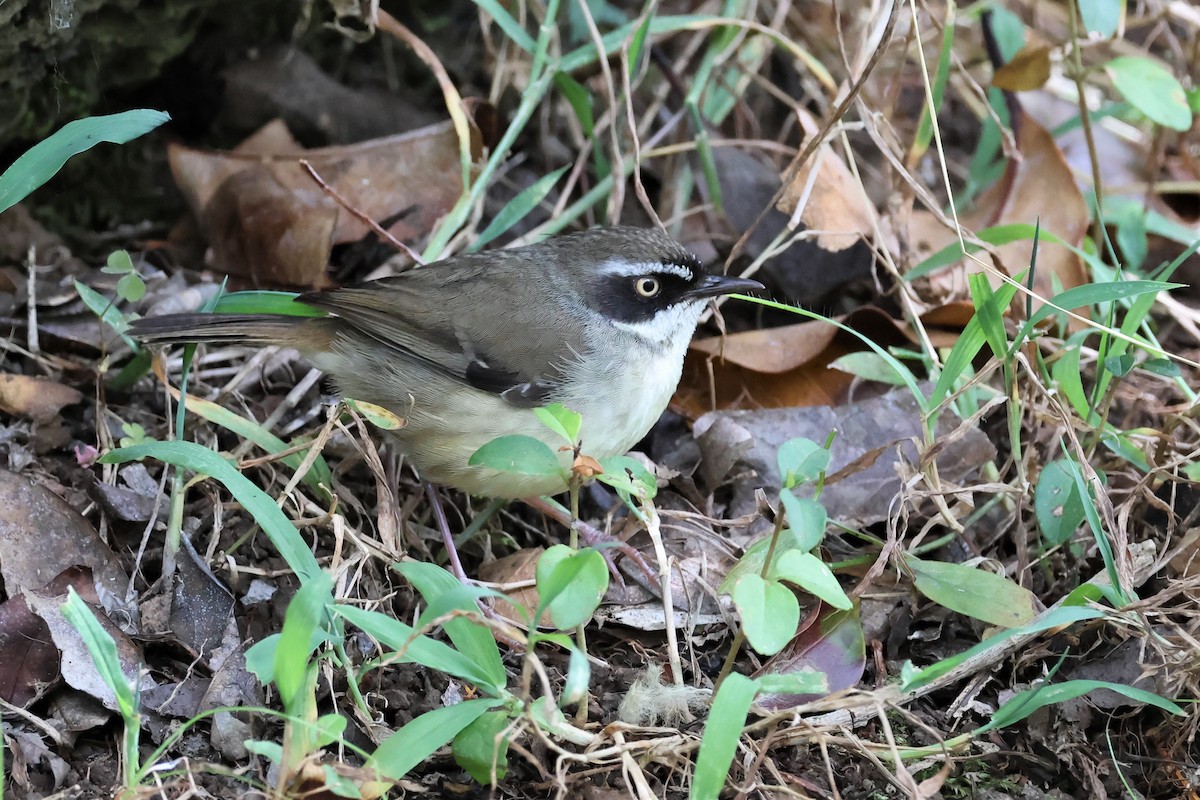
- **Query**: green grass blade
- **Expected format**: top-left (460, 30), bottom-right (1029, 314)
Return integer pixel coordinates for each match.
top-left (0, 110), bottom-right (170, 214)
top-left (99, 441), bottom-right (321, 583)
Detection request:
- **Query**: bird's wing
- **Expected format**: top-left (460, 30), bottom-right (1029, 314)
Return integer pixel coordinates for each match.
top-left (297, 267), bottom-right (567, 407)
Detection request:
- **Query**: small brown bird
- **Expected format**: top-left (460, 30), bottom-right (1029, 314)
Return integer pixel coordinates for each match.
top-left (132, 226), bottom-right (762, 498)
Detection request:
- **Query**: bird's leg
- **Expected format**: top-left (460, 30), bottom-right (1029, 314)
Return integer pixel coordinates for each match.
top-left (522, 496), bottom-right (656, 586)
top-left (425, 482), bottom-right (468, 582)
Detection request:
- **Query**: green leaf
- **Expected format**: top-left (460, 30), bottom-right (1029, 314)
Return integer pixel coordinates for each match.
top-left (719, 535), bottom-right (796, 595)
top-left (0, 110), bottom-right (170, 214)
top-left (828, 352), bottom-right (910, 385)
top-left (930, 278), bottom-right (1020, 410)
top-left (274, 572), bottom-right (334, 711)
top-left (473, 166), bottom-right (570, 250)
top-left (771, 551), bottom-right (852, 610)
top-left (627, 12), bottom-right (653, 77)
top-left (776, 438), bottom-right (829, 489)
top-left (75, 280), bottom-right (136, 345)
top-left (115, 271), bottom-right (146, 303)
top-left (366, 698), bottom-right (501, 780)
top-left (979, 679), bottom-right (1183, 734)
top-left (212, 290), bottom-right (327, 317)
top-left (1104, 353), bottom-right (1135, 378)
top-left (468, 435), bottom-right (565, 477)
top-left (692, 673), bottom-right (757, 800)
top-left (452, 710), bottom-right (512, 784)
top-left (103, 250), bottom-right (136, 275)
top-left (899, 606), bottom-right (1106, 692)
top-left (1141, 357), bottom-right (1182, 378)
top-left (177, 392), bottom-right (333, 500)
top-left (533, 403), bottom-right (582, 444)
top-left (731, 574), bottom-right (800, 656)
top-left (313, 713), bottom-right (348, 749)
top-left (987, 6), bottom-right (1026, 63)
top-left (535, 545), bottom-right (608, 630)
top-left (99, 441), bottom-right (322, 582)
top-left (1107, 56), bottom-right (1193, 131)
top-left (334, 605), bottom-right (503, 694)
top-left (969, 272), bottom-right (1010, 362)
top-left (560, 644), bottom-right (591, 707)
top-left (778, 491), bottom-right (827, 552)
top-left (60, 589), bottom-right (139, 719)
top-left (1034, 459), bottom-right (1087, 546)
top-left (596, 454), bottom-right (658, 503)
top-left (1078, 0), bottom-right (1121, 37)
top-left (396, 561), bottom-right (507, 692)
top-left (907, 556), bottom-right (1037, 628)
top-left (345, 399), bottom-right (405, 431)
top-left (554, 73), bottom-right (595, 136)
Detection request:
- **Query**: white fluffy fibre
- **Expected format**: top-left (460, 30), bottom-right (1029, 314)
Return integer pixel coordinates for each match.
top-left (617, 662), bottom-right (710, 727)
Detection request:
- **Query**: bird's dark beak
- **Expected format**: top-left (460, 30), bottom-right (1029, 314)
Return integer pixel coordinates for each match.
top-left (683, 273), bottom-right (765, 301)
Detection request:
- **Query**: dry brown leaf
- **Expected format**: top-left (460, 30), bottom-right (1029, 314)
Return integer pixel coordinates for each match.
top-left (0, 374), bottom-right (82, 423)
top-left (991, 44), bottom-right (1052, 92)
top-left (909, 107), bottom-right (1089, 313)
top-left (777, 120), bottom-right (876, 252)
top-left (168, 119), bottom-right (473, 288)
top-left (0, 469), bottom-right (128, 599)
top-left (674, 307), bottom-right (958, 418)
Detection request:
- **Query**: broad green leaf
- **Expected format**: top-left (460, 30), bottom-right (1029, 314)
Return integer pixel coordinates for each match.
top-left (367, 698), bottom-right (501, 780)
top-left (468, 434), bottom-right (565, 477)
top-left (453, 710), bottom-right (512, 784)
top-left (1107, 56), bottom-right (1192, 131)
top-left (1078, 0), bottom-right (1121, 37)
top-left (396, 561), bottom-right (506, 692)
top-left (533, 403), bottom-right (582, 444)
top-left (99, 441), bottom-right (321, 582)
top-left (717, 532), bottom-right (804, 595)
top-left (692, 672), bottom-right (757, 800)
top-left (1034, 459), bottom-right (1086, 546)
top-left (777, 438), bottom-right (829, 489)
top-left (0, 110), bottom-right (170, 214)
top-left (979, 679), bottom-right (1182, 734)
top-left (731, 575), bottom-right (799, 656)
top-left (987, 6), bottom-right (1026, 63)
top-left (536, 545), bottom-right (608, 630)
top-left (907, 556), bottom-right (1036, 627)
top-left (313, 713), bottom-right (348, 749)
top-left (596, 454), bottom-right (658, 502)
top-left (828, 351), bottom-right (910, 385)
top-left (1141, 357), bottom-right (1182, 378)
top-left (899, 606), bottom-right (1106, 692)
top-left (778, 492), bottom-right (827, 552)
top-left (771, 551), bottom-right (852, 610)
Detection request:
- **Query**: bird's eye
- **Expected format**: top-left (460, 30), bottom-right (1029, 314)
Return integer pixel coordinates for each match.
top-left (634, 277), bottom-right (661, 298)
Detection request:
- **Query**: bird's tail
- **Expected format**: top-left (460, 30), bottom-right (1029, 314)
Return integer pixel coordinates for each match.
top-left (130, 313), bottom-right (333, 351)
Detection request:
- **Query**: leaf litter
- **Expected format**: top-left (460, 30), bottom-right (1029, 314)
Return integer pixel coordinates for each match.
top-left (0, 1), bottom-right (1198, 799)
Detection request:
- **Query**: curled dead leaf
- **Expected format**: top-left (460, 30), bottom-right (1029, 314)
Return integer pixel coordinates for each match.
top-left (168, 119), bottom-right (476, 288)
top-left (0, 374), bottom-right (82, 423)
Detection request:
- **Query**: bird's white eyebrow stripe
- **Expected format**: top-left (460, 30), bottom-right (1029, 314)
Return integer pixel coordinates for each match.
top-left (601, 258), bottom-right (695, 280)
